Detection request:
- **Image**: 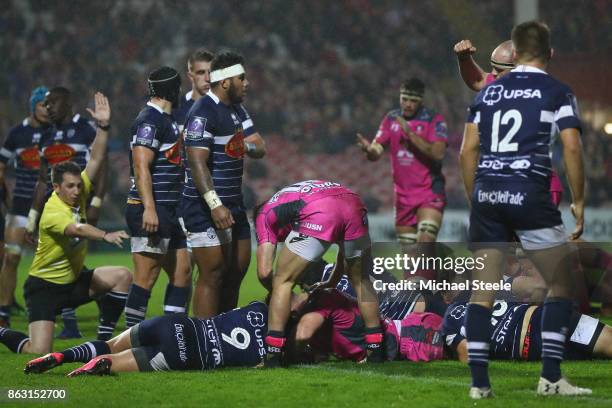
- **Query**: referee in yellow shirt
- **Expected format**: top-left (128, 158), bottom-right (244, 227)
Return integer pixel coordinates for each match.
top-left (0, 93), bottom-right (132, 354)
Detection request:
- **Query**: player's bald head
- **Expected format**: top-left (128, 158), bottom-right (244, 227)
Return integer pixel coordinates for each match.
top-left (491, 40), bottom-right (514, 65)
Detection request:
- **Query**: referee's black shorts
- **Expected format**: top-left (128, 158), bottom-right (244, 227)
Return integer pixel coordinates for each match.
top-left (24, 267), bottom-right (94, 323)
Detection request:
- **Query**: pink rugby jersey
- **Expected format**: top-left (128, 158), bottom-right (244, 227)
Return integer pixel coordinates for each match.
top-left (373, 108), bottom-right (447, 198)
top-left (255, 180), bottom-right (367, 244)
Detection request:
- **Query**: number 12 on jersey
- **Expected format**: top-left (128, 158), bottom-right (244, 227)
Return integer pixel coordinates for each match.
top-left (491, 109), bottom-right (522, 153)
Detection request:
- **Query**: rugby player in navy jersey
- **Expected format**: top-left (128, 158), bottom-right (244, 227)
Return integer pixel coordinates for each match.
top-left (123, 67), bottom-right (191, 328)
top-left (181, 51), bottom-right (265, 318)
top-left (0, 87), bottom-right (49, 327)
top-left (173, 49), bottom-right (214, 131)
top-left (25, 86), bottom-right (109, 339)
top-left (24, 297), bottom-right (308, 375)
top-left (460, 21), bottom-right (589, 397)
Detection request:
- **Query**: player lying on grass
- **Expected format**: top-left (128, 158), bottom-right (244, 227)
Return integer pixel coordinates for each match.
top-left (24, 297), bottom-right (308, 376)
top-left (442, 296), bottom-right (612, 363)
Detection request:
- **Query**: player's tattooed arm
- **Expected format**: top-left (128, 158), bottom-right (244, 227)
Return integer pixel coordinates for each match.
top-left (459, 123), bottom-right (480, 206)
top-left (453, 39), bottom-right (487, 92)
top-left (560, 128), bottom-right (585, 240)
top-left (244, 132), bottom-right (266, 159)
top-left (356, 133), bottom-right (383, 161)
top-left (396, 117), bottom-right (446, 161)
top-left (186, 146), bottom-right (234, 229)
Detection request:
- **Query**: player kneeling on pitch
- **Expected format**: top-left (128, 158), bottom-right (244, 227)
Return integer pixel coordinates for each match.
top-left (0, 93), bottom-right (131, 354)
top-left (255, 180), bottom-right (384, 366)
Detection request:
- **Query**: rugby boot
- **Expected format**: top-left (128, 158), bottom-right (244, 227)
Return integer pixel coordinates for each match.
top-left (67, 356), bottom-right (112, 377)
top-left (469, 387), bottom-right (494, 399)
top-left (537, 377), bottom-right (592, 396)
top-left (25, 353), bottom-right (64, 374)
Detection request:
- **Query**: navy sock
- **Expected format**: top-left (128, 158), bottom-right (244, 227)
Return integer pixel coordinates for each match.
top-left (124, 284), bottom-right (151, 328)
top-left (97, 291), bottom-right (128, 340)
top-left (0, 305), bottom-right (11, 325)
top-left (61, 340), bottom-right (110, 363)
top-left (465, 304), bottom-right (492, 388)
top-left (163, 284), bottom-right (189, 314)
top-left (540, 297), bottom-right (572, 382)
top-left (0, 327), bottom-right (29, 353)
top-left (61, 308), bottom-right (80, 333)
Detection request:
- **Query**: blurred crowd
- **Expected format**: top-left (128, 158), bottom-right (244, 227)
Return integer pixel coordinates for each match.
top-left (0, 0), bottom-right (609, 220)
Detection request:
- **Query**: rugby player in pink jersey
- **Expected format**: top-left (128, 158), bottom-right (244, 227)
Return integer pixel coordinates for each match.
top-left (356, 79), bottom-right (448, 279)
top-left (254, 180), bottom-right (384, 366)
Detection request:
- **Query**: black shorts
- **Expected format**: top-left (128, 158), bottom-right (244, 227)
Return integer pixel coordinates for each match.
top-left (23, 268), bottom-right (94, 323)
top-left (130, 314), bottom-right (205, 372)
top-left (125, 203), bottom-right (187, 253)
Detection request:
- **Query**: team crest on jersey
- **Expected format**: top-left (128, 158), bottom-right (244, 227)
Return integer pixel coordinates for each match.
top-left (67, 129), bottom-right (76, 138)
top-left (135, 123), bottom-right (156, 146)
top-left (33, 132), bottom-right (42, 144)
top-left (45, 143), bottom-right (75, 165)
top-left (184, 116), bottom-right (207, 141)
top-left (247, 311), bottom-right (265, 328)
top-left (225, 129), bottom-right (246, 159)
top-left (19, 147), bottom-right (41, 169)
top-left (483, 85), bottom-right (504, 106)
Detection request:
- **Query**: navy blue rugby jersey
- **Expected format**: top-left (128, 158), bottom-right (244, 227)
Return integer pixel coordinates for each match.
top-left (467, 65), bottom-right (581, 186)
top-left (172, 91), bottom-right (196, 132)
top-left (128, 102), bottom-right (183, 204)
top-left (442, 299), bottom-right (530, 360)
top-left (182, 91), bottom-right (256, 208)
top-left (40, 114), bottom-right (96, 184)
top-left (0, 118), bottom-right (45, 199)
top-left (197, 301), bottom-right (267, 369)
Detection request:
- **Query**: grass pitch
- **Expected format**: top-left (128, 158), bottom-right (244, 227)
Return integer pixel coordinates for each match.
top-left (0, 252), bottom-right (610, 407)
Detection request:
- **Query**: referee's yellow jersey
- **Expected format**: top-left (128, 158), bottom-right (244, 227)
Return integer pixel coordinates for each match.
top-left (29, 170), bottom-right (92, 284)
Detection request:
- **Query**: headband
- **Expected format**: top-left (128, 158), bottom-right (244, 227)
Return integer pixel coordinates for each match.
top-left (209, 64), bottom-right (245, 82)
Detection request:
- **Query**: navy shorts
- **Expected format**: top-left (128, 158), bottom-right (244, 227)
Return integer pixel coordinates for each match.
top-left (9, 196), bottom-right (33, 217)
top-left (469, 181), bottom-right (565, 250)
top-left (125, 203), bottom-right (186, 254)
top-left (178, 197), bottom-right (251, 248)
top-left (130, 314), bottom-right (205, 371)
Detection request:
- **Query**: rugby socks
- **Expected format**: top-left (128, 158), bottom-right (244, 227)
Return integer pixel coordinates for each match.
top-left (124, 284), bottom-right (151, 328)
top-left (163, 284), bottom-right (189, 314)
top-left (97, 291), bottom-right (128, 340)
top-left (60, 308), bottom-right (80, 334)
top-left (540, 297), bottom-right (572, 383)
top-left (264, 330), bottom-right (285, 368)
top-left (465, 304), bottom-right (492, 389)
top-left (0, 327), bottom-right (29, 353)
top-left (365, 326), bottom-right (385, 363)
top-left (61, 340), bottom-right (111, 363)
top-left (0, 305), bottom-right (10, 326)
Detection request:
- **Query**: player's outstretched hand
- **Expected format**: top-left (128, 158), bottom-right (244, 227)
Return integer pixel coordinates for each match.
top-left (453, 39), bottom-right (477, 59)
top-left (104, 230), bottom-right (129, 248)
top-left (212, 205), bottom-right (235, 230)
top-left (570, 202), bottom-right (584, 240)
top-left (86, 92), bottom-right (111, 126)
top-left (356, 133), bottom-right (371, 152)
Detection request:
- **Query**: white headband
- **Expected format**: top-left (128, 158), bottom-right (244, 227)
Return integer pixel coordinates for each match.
top-left (209, 64), bottom-right (245, 82)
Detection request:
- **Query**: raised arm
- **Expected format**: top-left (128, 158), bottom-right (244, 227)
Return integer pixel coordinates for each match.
top-left (454, 40), bottom-right (487, 92)
top-left (84, 92), bottom-right (111, 183)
